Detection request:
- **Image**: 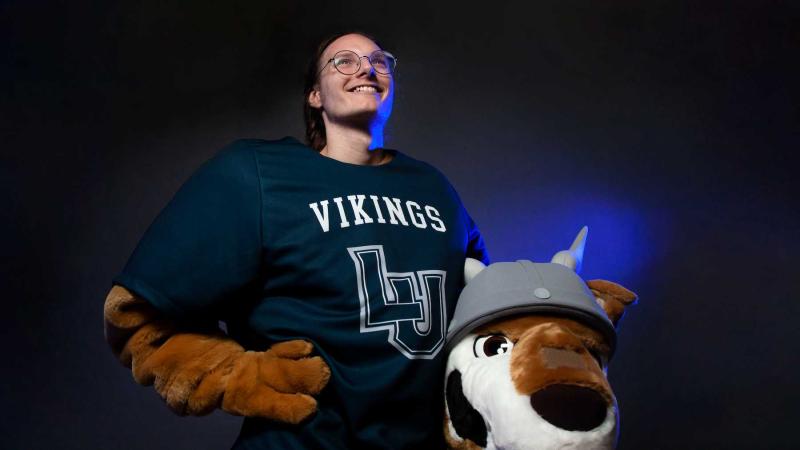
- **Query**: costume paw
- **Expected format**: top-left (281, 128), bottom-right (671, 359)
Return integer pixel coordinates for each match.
top-left (223, 342), bottom-right (331, 423)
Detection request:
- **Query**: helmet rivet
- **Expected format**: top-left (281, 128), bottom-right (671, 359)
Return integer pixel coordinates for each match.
top-left (534, 288), bottom-right (551, 299)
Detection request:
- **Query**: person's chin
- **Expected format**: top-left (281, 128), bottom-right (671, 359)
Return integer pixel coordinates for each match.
top-left (342, 109), bottom-right (380, 127)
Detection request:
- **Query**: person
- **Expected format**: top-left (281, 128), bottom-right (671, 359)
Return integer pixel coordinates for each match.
top-left (104, 31), bottom-right (489, 449)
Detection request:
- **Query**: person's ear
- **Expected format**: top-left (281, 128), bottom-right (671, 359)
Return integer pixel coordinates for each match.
top-left (308, 87), bottom-right (322, 109)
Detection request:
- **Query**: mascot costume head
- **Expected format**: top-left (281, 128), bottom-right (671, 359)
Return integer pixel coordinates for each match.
top-left (444, 227), bottom-right (638, 450)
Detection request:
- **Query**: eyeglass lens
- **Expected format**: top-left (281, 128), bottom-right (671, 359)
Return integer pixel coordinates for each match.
top-left (332, 50), bottom-right (395, 75)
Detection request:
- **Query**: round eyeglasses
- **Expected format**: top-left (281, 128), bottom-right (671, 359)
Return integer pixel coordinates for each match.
top-left (319, 50), bottom-right (397, 76)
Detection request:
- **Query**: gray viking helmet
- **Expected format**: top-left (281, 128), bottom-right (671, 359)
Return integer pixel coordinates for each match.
top-left (446, 227), bottom-right (618, 357)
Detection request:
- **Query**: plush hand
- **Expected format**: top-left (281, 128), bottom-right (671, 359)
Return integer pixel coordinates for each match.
top-left (104, 285), bottom-right (330, 424)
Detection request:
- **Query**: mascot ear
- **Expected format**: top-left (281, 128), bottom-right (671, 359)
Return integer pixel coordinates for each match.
top-left (464, 258), bottom-right (487, 285)
top-left (586, 280), bottom-right (638, 327)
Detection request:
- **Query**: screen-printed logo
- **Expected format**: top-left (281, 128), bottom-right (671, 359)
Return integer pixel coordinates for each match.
top-left (348, 245), bottom-right (447, 359)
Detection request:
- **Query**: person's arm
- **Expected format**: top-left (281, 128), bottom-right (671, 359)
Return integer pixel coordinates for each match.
top-left (106, 142), bottom-right (329, 423)
top-left (104, 284), bottom-right (330, 423)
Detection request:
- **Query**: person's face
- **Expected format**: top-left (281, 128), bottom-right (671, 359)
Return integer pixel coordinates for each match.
top-left (308, 34), bottom-right (394, 129)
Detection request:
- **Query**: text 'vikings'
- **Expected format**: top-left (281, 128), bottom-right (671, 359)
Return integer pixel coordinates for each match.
top-left (309, 195), bottom-right (446, 233)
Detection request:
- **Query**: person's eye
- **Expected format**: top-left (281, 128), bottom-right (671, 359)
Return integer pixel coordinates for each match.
top-left (473, 334), bottom-right (514, 358)
top-left (336, 58), bottom-right (355, 66)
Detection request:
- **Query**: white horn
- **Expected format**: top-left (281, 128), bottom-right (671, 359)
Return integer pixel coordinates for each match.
top-left (550, 226), bottom-right (588, 273)
top-left (464, 258), bottom-right (487, 285)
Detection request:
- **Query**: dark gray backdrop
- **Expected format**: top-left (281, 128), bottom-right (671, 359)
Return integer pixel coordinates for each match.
top-left (3, 0), bottom-right (798, 449)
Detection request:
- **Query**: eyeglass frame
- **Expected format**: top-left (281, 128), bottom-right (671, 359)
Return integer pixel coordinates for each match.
top-left (318, 49), bottom-right (397, 76)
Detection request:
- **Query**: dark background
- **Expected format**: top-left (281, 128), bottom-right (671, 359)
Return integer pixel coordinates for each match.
top-left (3, 0), bottom-right (798, 448)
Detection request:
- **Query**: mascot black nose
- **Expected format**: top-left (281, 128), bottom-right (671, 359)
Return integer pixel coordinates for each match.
top-left (530, 384), bottom-right (608, 431)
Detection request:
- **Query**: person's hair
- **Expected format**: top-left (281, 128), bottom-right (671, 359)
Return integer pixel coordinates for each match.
top-left (302, 31), bottom-right (383, 152)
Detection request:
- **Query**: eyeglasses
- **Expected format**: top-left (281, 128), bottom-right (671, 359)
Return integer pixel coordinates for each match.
top-left (319, 50), bottom-right (397, 76)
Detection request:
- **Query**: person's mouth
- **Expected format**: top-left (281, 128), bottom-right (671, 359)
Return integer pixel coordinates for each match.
top-left (348, 84), bottom-right (383, 94)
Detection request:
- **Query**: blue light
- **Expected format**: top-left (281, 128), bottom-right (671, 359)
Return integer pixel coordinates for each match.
top-left (479, 189), bottom-right (671, 285)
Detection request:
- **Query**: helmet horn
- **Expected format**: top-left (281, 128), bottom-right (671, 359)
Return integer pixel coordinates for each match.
top-left (550, 226), bottom-right (588, 273)
top-left (464, 258), bottom-right (487, 285)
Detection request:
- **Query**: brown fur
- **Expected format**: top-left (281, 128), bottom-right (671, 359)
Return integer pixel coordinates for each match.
top-left (104, 285), bottom-right (331, 423)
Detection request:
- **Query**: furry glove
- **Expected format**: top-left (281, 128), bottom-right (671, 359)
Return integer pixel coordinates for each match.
top-left (104, 285), bottom-right (331, 424)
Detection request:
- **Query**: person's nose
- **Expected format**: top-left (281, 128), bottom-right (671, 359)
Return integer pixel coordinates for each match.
top-left (357, 56), bottom-right (377, 77)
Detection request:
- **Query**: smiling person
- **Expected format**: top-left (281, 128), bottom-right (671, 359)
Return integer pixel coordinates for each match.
top-left (104, 31), bottom-right (489, 449)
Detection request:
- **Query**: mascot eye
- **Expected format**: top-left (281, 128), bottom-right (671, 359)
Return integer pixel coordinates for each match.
top-left (473, 335), bottom-right (514, 358)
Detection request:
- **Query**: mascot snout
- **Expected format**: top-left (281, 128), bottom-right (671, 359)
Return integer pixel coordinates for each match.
top-left (512, 321), bottom-right (614, 434)
top-left (444, 228), bottom-right (638, 450)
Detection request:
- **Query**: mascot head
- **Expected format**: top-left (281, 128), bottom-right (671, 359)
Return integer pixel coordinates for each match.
top-left (444, 227), bottom-right (638, 450)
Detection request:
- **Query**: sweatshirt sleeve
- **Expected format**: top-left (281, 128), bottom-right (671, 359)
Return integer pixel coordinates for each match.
top-left (464, 209), bottom-right (490, 265)
top-left (112, 141), bottom-right (263, 318)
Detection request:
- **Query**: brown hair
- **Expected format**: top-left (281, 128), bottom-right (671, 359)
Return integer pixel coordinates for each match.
top-left (302, 31), bottom-right (383, 152)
